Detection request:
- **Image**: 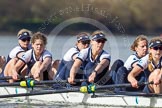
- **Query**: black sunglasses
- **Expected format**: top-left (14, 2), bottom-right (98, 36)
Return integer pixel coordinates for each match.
top-left (96, 39), bottom-right (105, 44)
top-left (152, 46), bottom-right (162, 51)
top-left (81, 40), bottom-right (90, 45)
top-left (21, 37), bottom-right (31, 42)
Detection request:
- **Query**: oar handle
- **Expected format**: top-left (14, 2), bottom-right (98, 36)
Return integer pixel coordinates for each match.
top-left (137, 81), bottom-right (154, 86)
top-left (0, 76), bottom-right (30, 80)
top-left (74, 79), bottom-right (87, 82)
top-left (0, 76), bottom-right (12, 80)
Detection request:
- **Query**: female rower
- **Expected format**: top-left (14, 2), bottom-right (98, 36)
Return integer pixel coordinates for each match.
top-left (68, 30), bottom-right (111, 85)
top-left (128, 37), bottom-right (162, 93)
top-left (112, 35), bottom-right (148, 92)
top-left (12, 32), bottom-right (53, 81)
top-left (2, 29), bottom-right (32, 82)
top-left (54, 32), bottom-right (90, 81)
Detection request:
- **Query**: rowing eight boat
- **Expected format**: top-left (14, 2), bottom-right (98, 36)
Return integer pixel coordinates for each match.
top-left (0, 86), bottom-right (161, 107)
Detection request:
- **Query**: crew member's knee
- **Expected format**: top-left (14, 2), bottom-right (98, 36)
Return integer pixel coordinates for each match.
top-left (111, 59), bottom-right (124, 72)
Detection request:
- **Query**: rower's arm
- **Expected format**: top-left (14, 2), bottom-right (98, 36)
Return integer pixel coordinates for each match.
top-left (14, 59), bottom-right (25, 73)
top-left (93, 59), bottom-right (110, 75)
top-left (39, 57), bottom-right (52, 73)
top-left (12, 59), bottom-right (25, 80)
top-left (127, 64), bottom-right (143, 88)
top-left (88, 59), bottom-right (109, 83)
top-left (129, 64), bottom-right (143, 77)
top-left (68, 59), bottom-right (82, 84)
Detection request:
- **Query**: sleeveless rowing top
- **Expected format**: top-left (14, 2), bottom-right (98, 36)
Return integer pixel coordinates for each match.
top-left (20, 49), bottom-right (52, 71)
top-left (55, 46), bottom-right (80, 80)
top-left (6, 44), bottom-right (31, 63)
top-left (124, 53), bottom-right (142, 72)
top-left (77, 47), bottom-right (111, 84)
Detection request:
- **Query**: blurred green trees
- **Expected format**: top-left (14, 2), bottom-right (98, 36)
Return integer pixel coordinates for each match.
top-left (0, 0), bottom-right (161, 34)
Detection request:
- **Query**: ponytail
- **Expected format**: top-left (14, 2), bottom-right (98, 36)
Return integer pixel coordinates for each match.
top-left (148, 53), bottom-right (154, 72)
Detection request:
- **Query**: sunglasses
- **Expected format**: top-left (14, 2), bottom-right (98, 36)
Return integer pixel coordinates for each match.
top-left (81, 40), bottom-right (90, 45)
top-left (152, 47), bottom-right (162, 51)
top-left (96, 39), bottom-right (106, 44)
top-left (21, 38), bottom-right (31, 42)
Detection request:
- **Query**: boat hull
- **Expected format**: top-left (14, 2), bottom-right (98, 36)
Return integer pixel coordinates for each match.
top-left (0, 87), bottom-right (161, 107)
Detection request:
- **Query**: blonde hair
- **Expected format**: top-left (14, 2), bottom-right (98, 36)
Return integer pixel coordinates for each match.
top-left (17, 28), bottom-right (32, 37)
top-left (148, 37), bottom-right (162, 72)
top-left (131, 35), bottom-right (148, 51)
top-left (148, 53), bottom-right (154, 72)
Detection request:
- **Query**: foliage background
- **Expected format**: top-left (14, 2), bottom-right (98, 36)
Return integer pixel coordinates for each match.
top-left (0, 0), bottom-right (162, 35)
